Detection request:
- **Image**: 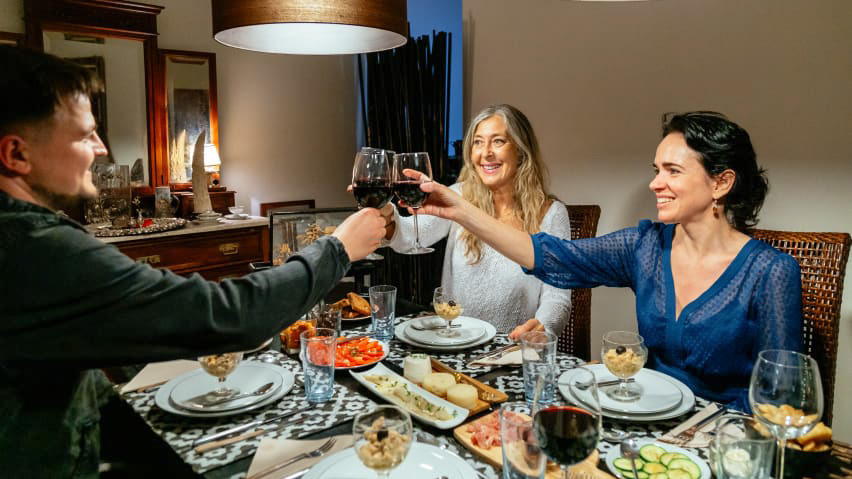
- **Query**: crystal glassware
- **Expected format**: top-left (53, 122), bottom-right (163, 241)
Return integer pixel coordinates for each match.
top-left (198, 351), bottom-right (243, 397)
top-left (749, 349), bottom-right (823, 479)
top-left (432, 286), bottom-right (462, 338)
top-left (353, 405), bottom-right (413, 479)
top-left (392, 152), bottom-right (433, 254)
top-left (352, 148), bottom-right (392, 260)
top-left (601, 330), bottom-right (647, 402)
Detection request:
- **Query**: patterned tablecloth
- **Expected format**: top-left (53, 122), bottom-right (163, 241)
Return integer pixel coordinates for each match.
top-left (123, 315), bottom-right (712, 478)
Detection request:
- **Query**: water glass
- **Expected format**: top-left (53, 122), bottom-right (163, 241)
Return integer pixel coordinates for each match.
top-left (500, 402), bottom-right (546, 479)
top-left (711, 414), bottom-right (775, 479)
top-left (310, 303), bottom-right (342, 337)
top-left (521, 330), bottom-right (558, 405)
top-left (369, 285), bottom-right (397, 341)
top-left (300, 327), bottom-right (337, 402)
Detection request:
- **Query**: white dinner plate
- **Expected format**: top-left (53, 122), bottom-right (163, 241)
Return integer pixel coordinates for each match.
top-left (156, 362), bottom-right (294, 418)
top-left (170, 363), bottom-right (284, 412)
top-left (604, 438), bottom-right (711, 479)
top-left (559, 366), bottom-right (695, 422)
top-left (334, 339), bottom-right (390, 370)
top-left (350, 363), bottom-right (468, 429)
top-left (568, 365), bottom-right (683, 414)
top-left (304, 442), bottom-right (479, 479)
top-left (224, 213), bottom-right (249, 220)
top-left (395, 316), bottom-right (497, 351)
top-left (404, 317), bottom-right (486, 346)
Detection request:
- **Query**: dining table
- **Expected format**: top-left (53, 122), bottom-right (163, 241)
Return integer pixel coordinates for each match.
top-left (118, 311), bottom-right (850, 479)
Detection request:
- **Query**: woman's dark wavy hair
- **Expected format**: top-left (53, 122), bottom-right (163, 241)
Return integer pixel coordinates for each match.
top-left (662, 111), bottom-right (768, 232)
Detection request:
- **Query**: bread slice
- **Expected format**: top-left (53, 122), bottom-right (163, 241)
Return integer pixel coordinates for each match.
top-left (347, 293), bottom-right (371, 315)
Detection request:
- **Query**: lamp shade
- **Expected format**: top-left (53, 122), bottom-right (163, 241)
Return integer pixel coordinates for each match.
top-left (203, 144), bottom-right (221, 169)
top-left (211, 0), bottom-right (408, 55)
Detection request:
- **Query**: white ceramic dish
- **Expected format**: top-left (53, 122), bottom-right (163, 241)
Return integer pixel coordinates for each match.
top-left (394, 316), bottom-right (496, 351)
top-left (569, 365), bottom-right (683, 414)
top-left (156, 362), bottom-right (294, 418)
top-left (169, 363), bottom-right (284, 412)
top-left (559, 365), bottom-right (695, 422)
top-left (404, 318), bottom-right (486, 346)
top-left (350, 363), bottom-right (468, 429)
top-left (334, 339), bottom-right (390, 370)
top-left (303, 442), bottom-right (478, 479)
top-left (224, 213), bottom-right (249, 220)
top-left (604, 438), bottom-right (711, 479)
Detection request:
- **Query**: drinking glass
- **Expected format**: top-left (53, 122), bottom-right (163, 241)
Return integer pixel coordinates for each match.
top-left (198, 352), bottom-right (243, 397)
top-left (392, 152), bottom-right (433, 254)
top-left (710, 414), bottom-right (775, 479)
top-left (352, 148), bottom-right (392, 260)
top-left (601, 331), bottom-right (647, 402)
top-left (533, 366), bottom-right (602, 479)
top-left (300, 327), bottom-right (337, 402)
top-left (368, 285), bottom-right (397, 341)
top-left (749, 349), bottom-right (823, 479)
top-left (353, 405), bottom-right (413, 479)
top-left (521, 330), bottom-right (558, 405)
top-left (432, 286), bottom-right (462, 338)
top-left (500, 401), bottom-right (546, 479)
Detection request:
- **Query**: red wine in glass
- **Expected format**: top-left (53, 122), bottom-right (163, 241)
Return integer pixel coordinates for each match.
top-left (392, 180), bottom-right (429, 208)
top-left (353, 178), bottom-right (392, 209)
top-left (533, 406), bottom-right (600, 467)
top-left (391, 152), bottom-right (434, 254)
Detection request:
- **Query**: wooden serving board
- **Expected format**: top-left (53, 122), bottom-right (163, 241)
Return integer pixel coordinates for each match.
top-left (430, 357), bottom-right (508, 415)
top-left (453, 412), bottom-right (614, 479)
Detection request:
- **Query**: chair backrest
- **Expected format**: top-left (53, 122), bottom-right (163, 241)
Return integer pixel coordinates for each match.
top-left (750, 229), bottom-right (851, 425)
top-left (558, 205), bottom-right (602, 359)
top-left (260, 199), bottom-right (316, 217)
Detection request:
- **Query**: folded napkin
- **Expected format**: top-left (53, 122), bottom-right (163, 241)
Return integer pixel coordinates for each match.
top-left (468, 346), bottom-right (522, 367)
top-left (246, 435), bottom-right (354, 479)
top-left (659, 402), bottom-right (722, 448)
top-left (119, 359), bottom-right (199, 394)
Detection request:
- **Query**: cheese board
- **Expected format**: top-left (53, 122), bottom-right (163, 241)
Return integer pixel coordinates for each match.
top-left (429, 357), bottom-right (507, 415)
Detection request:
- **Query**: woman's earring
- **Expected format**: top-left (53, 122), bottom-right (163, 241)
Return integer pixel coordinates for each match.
top-left (712, 199), bottom-right (719, 217)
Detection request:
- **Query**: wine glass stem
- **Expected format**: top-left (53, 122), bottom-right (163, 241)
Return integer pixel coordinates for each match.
top-left (376, 471), bottom-right (390, 479)
top-left (412, 208), bottom-right (422, 249)
top-left (562, 464), bottom-right (569, 479)
top-left (775, 437), bottom-right (787, 479)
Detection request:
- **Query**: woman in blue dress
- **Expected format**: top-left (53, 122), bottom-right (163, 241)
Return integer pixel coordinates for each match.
top-left (406, 111), bottom-right (802, 411)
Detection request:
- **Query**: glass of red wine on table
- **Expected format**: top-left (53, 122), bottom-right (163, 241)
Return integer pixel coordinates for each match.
top-left (533, 366), bottom-right (602, 479)
top-left (391, 152), bottom-right (434, 255)
top-left (352, 148), bottom-right (393, 260)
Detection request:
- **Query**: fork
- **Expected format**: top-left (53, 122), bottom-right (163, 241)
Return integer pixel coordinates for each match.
top-left (658, 405), bottom-right (726, 445)
top-left (246, 436), bottom-right (337, 479)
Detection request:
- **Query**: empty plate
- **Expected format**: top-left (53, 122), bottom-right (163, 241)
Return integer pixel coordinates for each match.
top-left (169, 363), bottom-right (284, 413)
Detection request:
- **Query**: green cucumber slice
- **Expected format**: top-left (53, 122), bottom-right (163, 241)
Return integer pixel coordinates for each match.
top-left (643, 462), bottom-right (667, 474)
top-left (667, 470), bottom-right (690, 479)
top-left (614, 457), bottom-right (645, 471)
top-left (668, 458), bottom-right (701, 479)
top-left (660, 452), bottom-right (688, 466)
top-left (639, 444), bottom-right (667, 463)
top-left (649, 474), bottom-right (670, 479)
top-left (619, 470), bottom-right (650, 479)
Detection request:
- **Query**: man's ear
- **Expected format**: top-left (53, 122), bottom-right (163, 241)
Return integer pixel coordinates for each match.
top-left (0, 135), bottom-right (34, 176)
top-left (713, 169), bottom-right (736, 199)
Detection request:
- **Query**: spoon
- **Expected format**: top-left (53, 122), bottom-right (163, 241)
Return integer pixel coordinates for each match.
top-left (620, 437), bottom-right (642, 479)
top-left (184, 382), bottom-right (275, 409)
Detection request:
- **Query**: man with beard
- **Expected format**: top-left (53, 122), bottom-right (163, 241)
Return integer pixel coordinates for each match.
top-left (0, 45), bottom-right (386, 478)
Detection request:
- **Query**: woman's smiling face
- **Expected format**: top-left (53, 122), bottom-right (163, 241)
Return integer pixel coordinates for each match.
top-left (471, 115), bottom-right (521, 193)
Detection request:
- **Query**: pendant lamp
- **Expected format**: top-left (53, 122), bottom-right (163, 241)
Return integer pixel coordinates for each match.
top-left (211, 0), bottom-right (408, 55)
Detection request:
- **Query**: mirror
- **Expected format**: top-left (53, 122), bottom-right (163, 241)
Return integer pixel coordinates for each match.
top-left (24, 0), bottom-right (163, 189)
top-left (160, 50), bottom-right (219, 188)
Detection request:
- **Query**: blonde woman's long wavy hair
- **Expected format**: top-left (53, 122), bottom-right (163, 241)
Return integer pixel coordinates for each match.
top-left (457, 104), bottom-right (552, 264)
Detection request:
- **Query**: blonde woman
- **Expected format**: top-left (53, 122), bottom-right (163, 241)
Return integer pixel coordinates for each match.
top-left (383, 104), bottom-right (572, 337)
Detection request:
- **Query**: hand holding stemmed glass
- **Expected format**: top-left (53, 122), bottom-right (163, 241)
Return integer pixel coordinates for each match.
top-left (392, 152), bottom-right (433, 254)
top-left (533, 366), bottom-right (602, 479)
top-left (198, 352), bottom-right (244, 397)
top-left (749, 349), bottom-right (823, 479)
top-left (601, 331), bottom-right (648, 402)
top-left (352, 148), bottom-right (393, 260)
top-left (353, 405), bottom-right (413, 479)
top-left (432, 286), bottom-right (462, 338)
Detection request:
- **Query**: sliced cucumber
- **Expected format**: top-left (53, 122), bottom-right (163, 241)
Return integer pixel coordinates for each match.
top-left (649, 474), bottom-right (670, 479)
top-left (614, 457), bottom-right (645, 471)
top-left (639, 444), bottom-right (667, 463)
top-left (643, 462), bottom-right (667, 474)
top-left (666, 470), bottom-right (690, 479)
top-left (660, 452), bottom-right (688, 466)
top-left (619, 470), bottom-right (649, 479)
top-left (668, 458), bottom-right (701, 479)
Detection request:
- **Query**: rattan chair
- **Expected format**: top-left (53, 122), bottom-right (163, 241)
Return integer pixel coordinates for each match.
top-left (557, 205), bottom-right (602, 359)
top-left (750, 229), bottom-right (851, 425)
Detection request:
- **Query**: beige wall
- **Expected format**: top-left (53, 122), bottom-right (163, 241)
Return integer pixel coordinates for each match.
top-left (464, 0), bottom-right (852, 439)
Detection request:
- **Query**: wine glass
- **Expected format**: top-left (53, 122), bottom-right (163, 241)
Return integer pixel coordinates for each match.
top-left (352, 149), bottom-right (392, 260)
top-left (353, 405), bottom-right (413, 479)
top-left (533, 366), bottom-right (602, 479)
top-left (749, 349), bottom-right (823, 479)
top-left (601, 331), bottom-right (647, 402)
top-left (198, 352), bottom-right (244, 397)
top-left (432, 286), bottom-right (462, 338)
top-left (392, 152), bottom-right (433, 254)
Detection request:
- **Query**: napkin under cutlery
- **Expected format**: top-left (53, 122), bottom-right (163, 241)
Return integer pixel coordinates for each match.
top-left (467, 344), bottom-right (522, 367)
top-left (119, 359), bottom-right (199, 394)
top-left (659, 402), bottom-right (723, 447)
top-left (246, 435), bottom-right (353, 479)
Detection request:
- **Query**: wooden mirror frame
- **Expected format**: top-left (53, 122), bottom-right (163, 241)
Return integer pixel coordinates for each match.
top-left (157, 49), bottom-right (219, 191)
top-left (23, 0), bottom-right (164, 193)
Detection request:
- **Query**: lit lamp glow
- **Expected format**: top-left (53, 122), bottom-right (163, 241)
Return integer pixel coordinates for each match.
top-left (203, 143), bottom-right (222, 187)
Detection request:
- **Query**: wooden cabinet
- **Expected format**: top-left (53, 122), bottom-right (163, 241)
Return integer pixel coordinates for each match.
top-left (102, 218), bottom-right (269, 281)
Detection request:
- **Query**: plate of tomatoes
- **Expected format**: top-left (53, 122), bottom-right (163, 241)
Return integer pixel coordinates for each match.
top-left (335, 336), bottom-right (388, 370)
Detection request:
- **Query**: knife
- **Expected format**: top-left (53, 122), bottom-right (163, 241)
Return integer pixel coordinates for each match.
top-left (191, 407), bottom-right (310, 448)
